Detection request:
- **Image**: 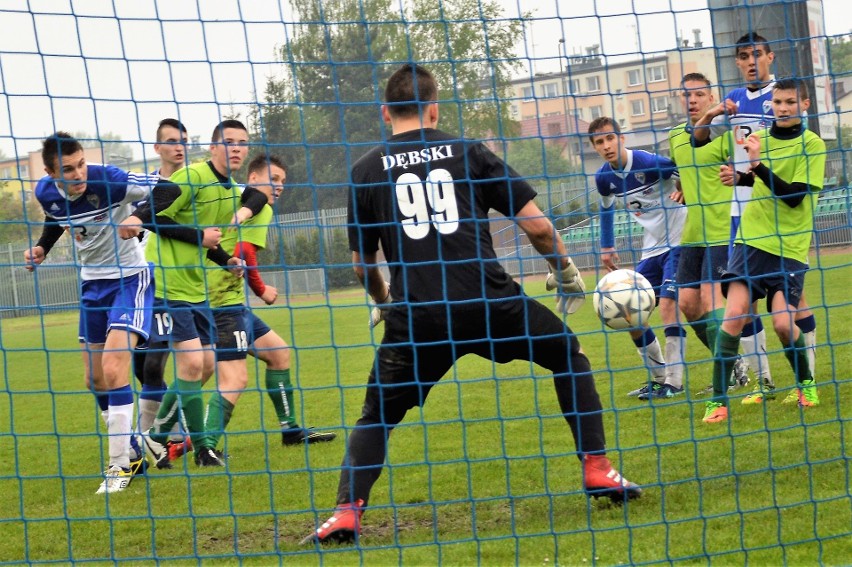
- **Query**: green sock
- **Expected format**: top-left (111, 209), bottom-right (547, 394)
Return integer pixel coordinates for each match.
top-left (689, 319), bottom-right (710, 350)
top-left (713, 329), bottom-right (740, 403)
top-left (150, 383), bottom-right (181, 443)
top-left (784, 333), bottom-right (812, 384)
top-left (202, 393), bottom-right (234, 449)
top-left (704, 308), bottom-right (726, 355)
top-left (266, 369), bottom-right (298, 428)
top-left (171, 378), bottom-right (205, 445)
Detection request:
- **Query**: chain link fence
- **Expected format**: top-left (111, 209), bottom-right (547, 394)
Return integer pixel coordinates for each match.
top-left (1, 190), bottom-right (849, 319)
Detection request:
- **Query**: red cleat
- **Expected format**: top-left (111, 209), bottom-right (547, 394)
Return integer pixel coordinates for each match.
top-left (300, 499), bottom-right (365, 545)
top-left (583, 454), bottom-right (642, 504)
top-left (166, 438), bottom-right (193, 462)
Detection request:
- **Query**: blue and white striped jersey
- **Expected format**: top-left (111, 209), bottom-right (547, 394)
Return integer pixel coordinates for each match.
top-left (594, 149), bottom-right (686, 260)
top-left (35, 164), bottom-right (159, 280)
top-left (712, 79), bottom-right (775, 217)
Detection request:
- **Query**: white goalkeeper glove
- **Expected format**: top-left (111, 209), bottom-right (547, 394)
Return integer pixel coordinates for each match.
top-left (369, 282), bottom-right (392, 328)
top-left (545, 259), bottom-right (586, 315)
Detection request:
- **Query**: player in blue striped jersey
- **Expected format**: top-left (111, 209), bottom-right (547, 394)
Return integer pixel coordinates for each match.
top-left (589, 117), bottom-right (688, 400)
top-left (24, 132), bottom-right (160, 494)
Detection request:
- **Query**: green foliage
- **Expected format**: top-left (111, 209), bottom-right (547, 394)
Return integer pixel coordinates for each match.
top-left (504, 138), bottom-right (576, 179)
top-left (251, 0), bottom-right (524, 212)
top-left (279, 228), bottom-right (357, 288)
top-left (828, 34), bottom-right (852, 74)
top-left (73, 131), bottom-right (134, 163)
top-left (0, 192), bottom-right (44, 244)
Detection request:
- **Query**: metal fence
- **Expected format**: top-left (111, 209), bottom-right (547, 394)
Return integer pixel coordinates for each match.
top-left (1, 190), bottom-right (849, 319)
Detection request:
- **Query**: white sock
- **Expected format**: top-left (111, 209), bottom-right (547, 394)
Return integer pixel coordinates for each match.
top-left (664, 334), bottom-right (685, 389)
top-left (803, 329), bottom-right (816, 380)
top-left (138, 398), bottom-right (160, 434)
top-left (100, 409), bottom-right (109, 428)
top-left (108, 402), bottom-right (134, 469)
top-left (637, 337), bottom-right (666, 382)
top-left (741, 329), bottom-right (773, 387)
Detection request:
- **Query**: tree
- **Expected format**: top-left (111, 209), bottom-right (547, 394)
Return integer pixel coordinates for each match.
top-left (828, 34), bottom-right (852, 74)
top-left (0, 191), bottom-right (44, 245)
top-left (74, 131), bottom-right (134, 163)
top-left (251, 0), bottom-right (525, 213)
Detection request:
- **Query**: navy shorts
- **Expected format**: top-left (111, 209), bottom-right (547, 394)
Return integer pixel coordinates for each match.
top-left (79, 265), bottom-right (154, 345)
top-left (167, 300), bottom-right (215, 345)
top-left (723, 244), bottom-right (807, 309)
top-left (728, 216), bottom-right (741, 258)
top-left (147, 297), bottom-right (172, 345)
top-left (213, 305), bottom-right (249, 361)
top-left (244, 310), bottom-right (272, 344)
top-left (635, 247), bottom-right (681, 300)
top-left (676, 245), bottom-right (728, 289)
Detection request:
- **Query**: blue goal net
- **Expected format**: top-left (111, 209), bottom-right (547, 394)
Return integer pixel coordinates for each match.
top-left (0, 0), bottom-right (850, 564)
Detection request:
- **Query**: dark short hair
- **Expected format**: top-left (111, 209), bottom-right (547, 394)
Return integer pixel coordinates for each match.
top-left (735, 32), bottom-right (772, 55)
top-left (211, 119), bottom-right (247, 142)
top-left (587, 117), bottom-right (620, 141)
top-left (247, 154), bottom-right (288, 177)
top-left (156, 118), bottom-right (188, 142)
top-left (773, 77), bottom-right (809, 100)
top-left (41, 131), bottom-right (83, 172)
top-left (384, 64), bottom-right (438, 119)
top-left (681, 72), bottom-right (711, 88)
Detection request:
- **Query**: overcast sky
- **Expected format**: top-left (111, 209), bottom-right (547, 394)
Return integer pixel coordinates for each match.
top-left (0, 0), bottom-right (847, 165)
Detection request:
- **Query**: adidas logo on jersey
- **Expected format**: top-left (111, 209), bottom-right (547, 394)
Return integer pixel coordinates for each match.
top-left (50, 203), bottom-right (61, 213)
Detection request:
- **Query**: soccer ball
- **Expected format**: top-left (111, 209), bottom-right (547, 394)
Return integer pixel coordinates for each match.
top-left (593, 269), bottom-right (656, 330)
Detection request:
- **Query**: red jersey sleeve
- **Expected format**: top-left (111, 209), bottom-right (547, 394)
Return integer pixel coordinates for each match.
top-left (233, 241), bottom-right (266, 298)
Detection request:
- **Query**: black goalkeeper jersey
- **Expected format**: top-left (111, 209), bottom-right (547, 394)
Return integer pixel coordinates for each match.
top-left (347, 128), bottom-right (537, 305)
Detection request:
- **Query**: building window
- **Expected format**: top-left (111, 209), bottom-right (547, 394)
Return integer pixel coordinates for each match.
top-left (631, 99), bottom-right (645, 116)
top-left (586, 76), bottom-right (600, 92)
top-left (618, 118), bottom-right (626, 127)
top-left (0, 167), bottom-right (9, 179)
top-left (542, 83), bottom-right (558, 98)
top-left (648, 65), bottom-right (667, 82)
top-left (651, 96), bottom-right (668, 114)
top-left (615, 89), bottom-right (623, 99)
top-left (627, 69), bottom-right (641, 86)
top-left (522, 86), bottom-right (534, 100)
top-left (571, 108), bottom-right (584, 120)
top-left (566, 78), bottom-right (580, 94)
top-left (590, 105), bottom-right (604, 119)
top-left (19, 165), bottom-right (29, 178)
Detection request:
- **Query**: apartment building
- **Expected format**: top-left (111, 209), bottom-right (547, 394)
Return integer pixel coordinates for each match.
top-left (508, 44), bottom-right (719, 174)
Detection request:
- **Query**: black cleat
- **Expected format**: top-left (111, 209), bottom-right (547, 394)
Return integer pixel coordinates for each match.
top-left (282, 427), bottom-right (337, 446)
top-left (194, 447), bottom-right (225, 467)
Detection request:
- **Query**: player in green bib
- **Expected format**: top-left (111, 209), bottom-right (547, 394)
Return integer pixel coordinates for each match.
top-left (668, 73), bottom-right (748, 392)
top-left (119, 119), bottom-right (268, 467)
top-left (705, 78), bottom-right (825, 424)
top-left (200, 154), bottom-right (337, 454)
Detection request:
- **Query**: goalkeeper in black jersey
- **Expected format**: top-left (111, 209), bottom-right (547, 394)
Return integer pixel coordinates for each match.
top-left (302, 64), bottom-right (642, 546)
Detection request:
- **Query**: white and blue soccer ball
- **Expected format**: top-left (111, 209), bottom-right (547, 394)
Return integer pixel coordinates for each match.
top-left (593, 269), bottom-right (656, 330)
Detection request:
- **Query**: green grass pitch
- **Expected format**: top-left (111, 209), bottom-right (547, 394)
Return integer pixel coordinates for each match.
top-left (1, 251), bottom-right (850, 564)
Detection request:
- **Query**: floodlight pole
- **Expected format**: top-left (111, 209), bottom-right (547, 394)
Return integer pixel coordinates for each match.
top-left (558, 38), bottom-right (572, 164)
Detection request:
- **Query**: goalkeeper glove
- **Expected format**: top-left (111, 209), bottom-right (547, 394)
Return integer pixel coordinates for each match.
top-left (545, 259), bottom-right (586, 315)
top-left (370, 282), bottom-right (392, 328)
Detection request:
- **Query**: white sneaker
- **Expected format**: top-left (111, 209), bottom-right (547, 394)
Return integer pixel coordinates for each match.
top-left (141, 429), bottom-right (172, 469)
top-left (96, 465), bottom-right (133, 495)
